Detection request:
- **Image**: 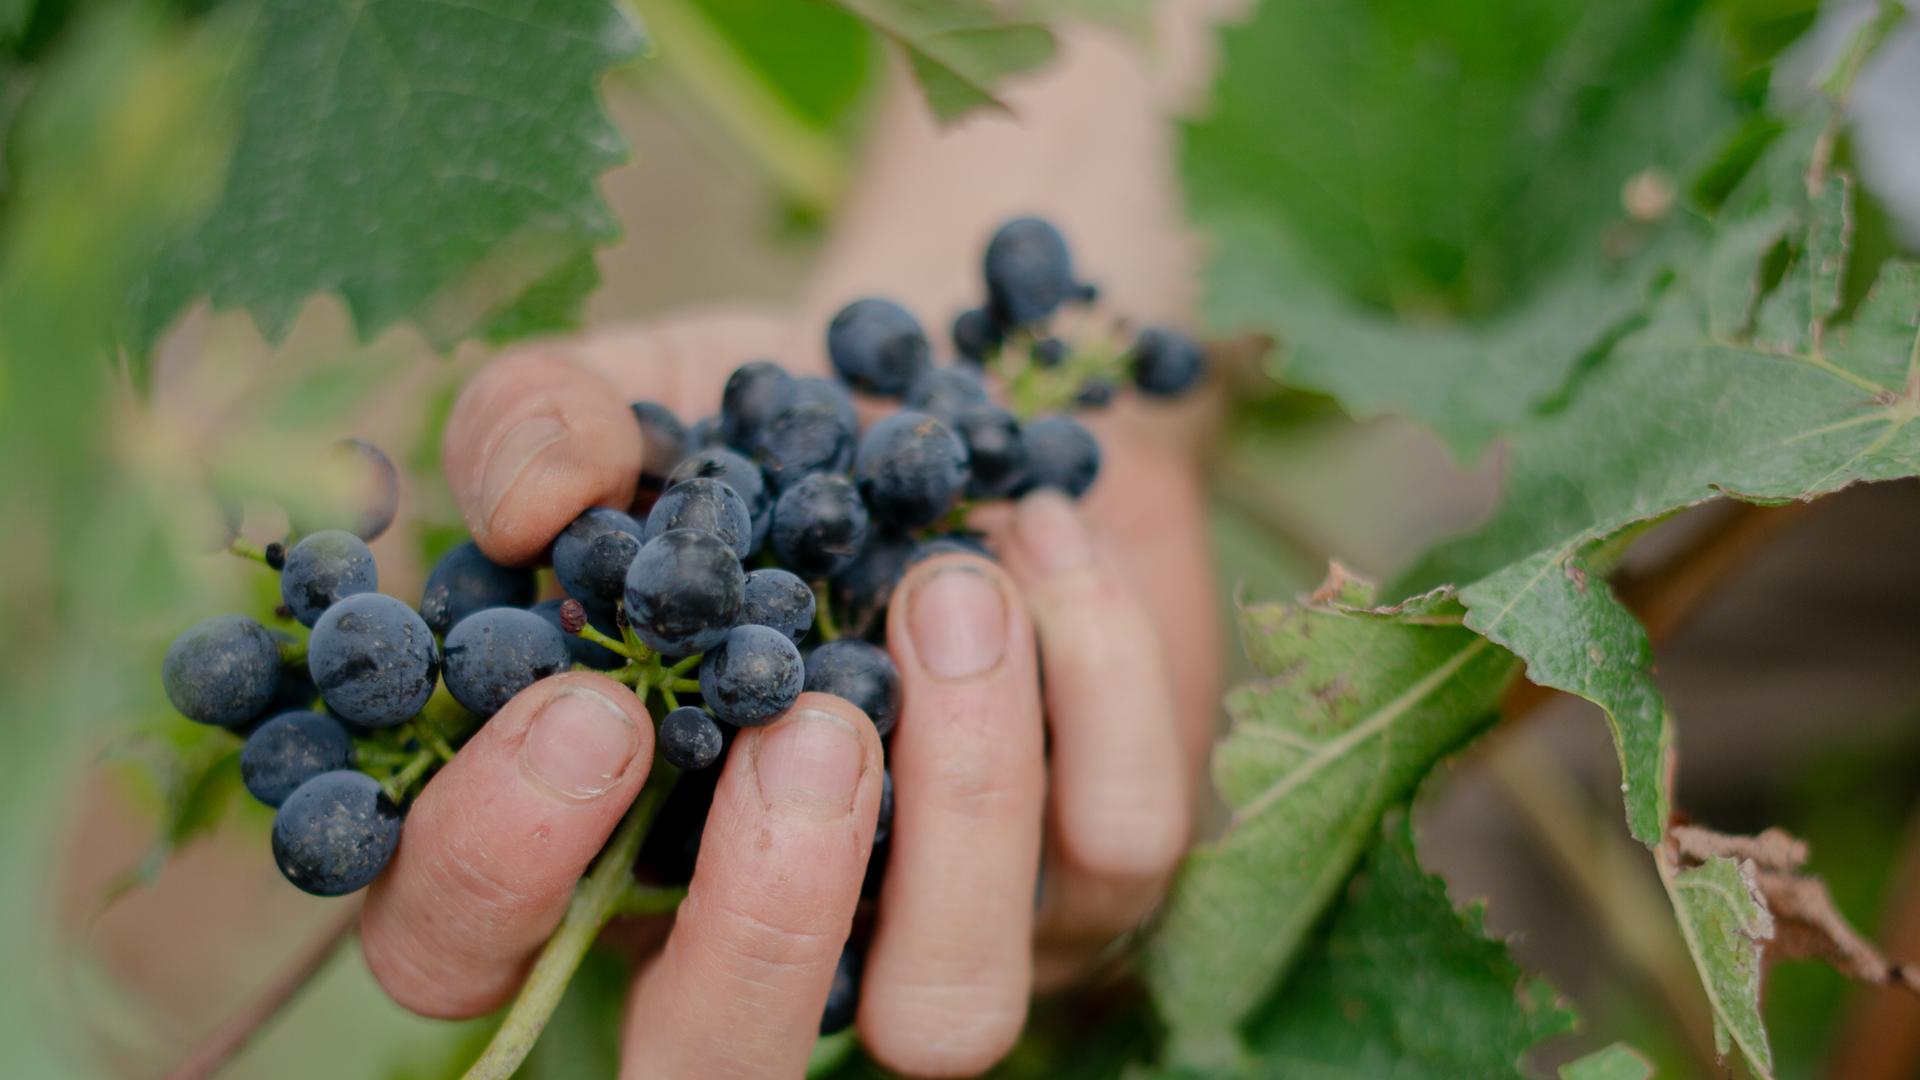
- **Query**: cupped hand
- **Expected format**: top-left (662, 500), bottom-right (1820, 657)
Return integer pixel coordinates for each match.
top-left (355, 308), bottom-right (1219, 1078)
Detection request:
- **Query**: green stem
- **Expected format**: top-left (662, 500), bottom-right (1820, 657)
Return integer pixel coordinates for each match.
top-left (383, 749), bottom-right (436, 804)
top-left (660, 684), bottom-right (680, 711)
top-left (463, 763), bottom-right (682, 1080)
top-left (578, 622), bottom-right (638, 661)
top-left (813, 582), bottom-right (841, 643)
top-left (276, 638), bottom-right (308, 666)
top-left (669, 678), bottom-right (702, 694)
top-left (227, 537), bottom-right (272, 567)
top-left (613, 882), bottom-right (687, 918)
top-left (668, 654), bottom-right (702, 676)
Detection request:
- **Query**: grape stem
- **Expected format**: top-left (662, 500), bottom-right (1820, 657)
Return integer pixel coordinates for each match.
top-left (812, 582), bottom-right (841, 642)
top-left (577, 622), bottom-right (639, 660)
top-left (226, 537), bottom-right (273, 566)
top-left (462, 761), bottom-right (682, 1080)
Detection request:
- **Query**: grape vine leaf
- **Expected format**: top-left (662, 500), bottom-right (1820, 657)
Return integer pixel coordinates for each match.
top-left (1226, 815), bottom-right (1575, 1079)
top-left (828, 0), bottom-right (1054, 123)
top-left (1559, 1043), bottom-right (1654, 1080)
top-left (1658, 852), bottom-right (1775, 1076)
top-left (1184, 0), bottom-right (1740, 456)
top-left (129, 0), bottom-right (643, 359)
top-left (1143, 568), bottom-right (1519, 1063)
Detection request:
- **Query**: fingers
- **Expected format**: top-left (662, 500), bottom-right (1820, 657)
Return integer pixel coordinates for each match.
top-left (995, 491), bottom-right (1190, 984)
top-left (621, 693), bottom-right (883, 1079)
top-left (360, 674), bottom-right (653, 1017)
top-left (861, 555), bottom-right (1046, 1076)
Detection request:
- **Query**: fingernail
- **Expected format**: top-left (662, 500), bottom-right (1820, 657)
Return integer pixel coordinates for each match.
top-left (1015, 490), bottom-right (1092, 574)
top-left (907, 565), bottom-right (1008, 681)
top-left (479, 415), bottom-right (567, 528)
top-left (522, 687), bottom-right (639, 801)
top-left (753, 708), bottom-right (864, 820)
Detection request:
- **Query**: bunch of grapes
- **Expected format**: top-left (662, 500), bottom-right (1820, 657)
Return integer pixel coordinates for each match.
top-left (159, 218), bottom-right (1204, 1034)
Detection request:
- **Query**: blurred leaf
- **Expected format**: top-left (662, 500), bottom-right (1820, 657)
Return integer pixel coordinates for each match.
top-left (1560, 1043), bottom-right (1655, 1080)
top-left (685, 0), bottom-right (873, 130)
top-left (1659, 854), bottom-right (1774, 1076)
top-left (830, 0), bottom-right (1054, 123)
top-left (129, 0), bottom-right (644, 362)
top-left (100, 729), bottom-right (244, 908)
top-left (1144, 568), bottom-right (1518, 1064)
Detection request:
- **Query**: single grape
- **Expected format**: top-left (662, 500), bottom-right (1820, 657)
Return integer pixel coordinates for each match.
top-left (698, 624), bottom-right (804, 727)
top-left (720, 360), bottom-right (795, 452)
top-left (1129, 326), bottom-right (1206, 396)
top-left (291, 438), bottom-right (401, 541)
top-left (241, 710), bottom-right (355, 807)
top-left (419, 540), bottom-right (537, 636)
top-left (530, 597), bottom-right (624, 669)
top-left (1018, 415), bottom-right (1101, 497)
top-left (1029, 337), bottom-right (1068, 369)
top-left (803, 639), bottom-right (901, 738)
top-left (739, 568), bottom-right (815, 644)
top-left (670, 447), bottom-right (772, 550)
top-left (646, 476), bottom-right (754, 560)
top-left (659, 706), bottom-right (725, 771)
top-left (788, 376), bottom-right (860, 436)
top-left (875, 768), bottom-right (894, 845)
top-left (755, 400), bottom-right (856, 492)
top-left (828, 527), bottom-right (915, 638)
top-left (309, 593), bottom-right (440, 728)
top-left (951, 306), bottom-right (1003, 362)
top-left (630, 401), bottom-right (688, 493)
top-left (984, 217), bottom-right (1081, 327)
top-left (624, 529), bottom-right (746, 657)
top-left (854, 411), bottom-right (969, 529)
top-left (953, 405), bottom-right (1027, 498)
top-left (1074, 376), bottom-right (1117, 410)
top-left (163, 614), bottom-right (283, 727)
top-left (685, 415), bottom-right (724, 451)
top-left (279, 529), bottom-right (378, 627)
top-left (271, 770), bottom-right (402, 897)
top-left (770, 473), bottom-right (870, 579)
top-left (443, 607), bottom-right (571, 716)
top-left (819, 940), bottom-right (864, 1035)
top-left (903, 366), bottom-right (989, 425)
top-left (553, 508), bottom-right (645, 615)
top-left (827, 298), bottom-right (930, 396)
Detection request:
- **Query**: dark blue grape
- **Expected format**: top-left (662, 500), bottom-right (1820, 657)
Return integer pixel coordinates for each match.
top-left (163, 615), bottom-right (282, 727)
top-left (755, 400), bottom-right (856, 492)
top-left (630, 401), bottom-right (688, 492)
top-left (854, 411), bottom-right (968, 529)
top-left (740, 568), bottom-right (815, 644)
top-left (788, 376), bottom-right (859, 436)
top-left (646, 476), bottom-right (754, 559)
top-left (1129, 326), bottom-right (1206, 397)
top-left (1018, 415), bottom-right (1101, 497)
top-left (553, 508), bottom-right (645, 616)
top-left (308, 593), bottom-right (439, 728)
top-left (531, 597), bottom-right (624, 669)
top-left (720, 360), bottom-right (795, 452)
top-left (292, 438), bottom-right (400, 541)
top-left (443, 607), bottom-right (571, 716)
top-left (770, 473), bottom-right (870, 580)
top-left (903, 366), bottom-right (989, 425)
top-left (659, 706), bottom-right (724, 771)
top-left (624, 529), bottom-right (746, 657)
top-left (953, 405), bottom-right (1027, 499)
top-left (803, 639), bottom-right (900, 738)
top-left (952, 306), bottom-right (1003, 362)
top-left (819, 940), bottom-right (863, 1035)
top-left (1073, 376), bottom-right (1116, 410)
top-left (279, 529), bottom-right (378, 627)
top-left (670, 447), bottom-right (772, 550)
top-left (827, 298), bottom-right (930, 396)
top-left (241, 711), bottom-right (355, 807)
top-left (1029, 337), bottom-right (1068, 368)
top-left (420, 541), bottom-right (536, 636)
top-left (271, 770), bottom-right (401, 896)
top-left (686, 415), bottom-right (723, 451)
top-left (875, 769), bottom-right (894, 845)
top-left (698, 624), bottom-right (804, 727)
top-left (984, 217), bottom-right (1080, 327)
top-left (829, 527), bottom-right (914, 638)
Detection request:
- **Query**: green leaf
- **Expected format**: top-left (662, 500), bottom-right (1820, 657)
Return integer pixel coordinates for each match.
top-left (1559, 1043), bottom-right (1655, 1080)
top-left (1658, 853), bottom-right (1774, 1077)
top-left (1144, 569), bottom-right (1519, 1061)
top-left (131, 0), bottom-right (643, 359)
top-left (1232, 815), bottom-right (1575, 1078)
top-left (102, 730), bottom-right (245, 907)
top-left (829, 0), bottom-right (1054, 123)
top-left (1184, 0), bottom-right (1742, 456)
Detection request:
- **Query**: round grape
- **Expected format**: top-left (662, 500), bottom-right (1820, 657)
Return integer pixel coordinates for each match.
top-left (755, 400), bottom-right (856, 492)
top-left (241, 710), bottom-right (355, 807)
top-left (854, 411), bottom-right (969, 529)
top-left (698, 624), bottom-right (804, 727)
top-left (984, 217), bottom-right (1080, 327)
top-left (670, 447), bottom-right (772, 550)
top-left (271, 770), bottom-right (402, 896)
top-left (1074, 376), bottom-right (1117, 409)
top-left (953, 405), bottom-right (1027, 498)
top-left (420, 541), bottom-right (536, 636)
top-left (685, 415), bottom-right (723, 451)
top-left (291, 438), bottom-right (400, 541)
top-left (1029, 337), bottom-right (1068, 368)
top-left (279, 529), bottom-right (378, 627)
top-left (903, 366), bottom-right (989, 425)
top-left (788, 376), bottom-right (859, 436)
top-left (646, 476), bottom-right (754, 559)
top-left (624, 529), bottom-right (746, 657)
top-left (531, 597), bottom-right (624, 669)
top-left (1018, 415), bottom-right (1101, 497)
top-left (827, 298), bottom-right (930, 396)
top-left (1129, 326), bottom-right (1206, 397)
top-left (770, 473), bottom-right (870, 579)
top-left (659, 706), bottom-right (724, 771)
top-left (828, 527), bottom-right (914, 638)
top-left (553, 508), bottom-right (645, 615)
top-left (163, 614), bottom-right (283, 727)
top-left (951, 306), bottom-right (1003, 362)
top-left (720, 360), bottom-right (794, 452)
top-left (630, 401), bottom-right (688, 492)
top-left (309, 593), bottom-right (440, 728)
top-left (739, 568), bottom-right (815, 644)
top-left (803, 639), bottom-right (901, 738)
top-left (443, 607), bottom-right (571, 716)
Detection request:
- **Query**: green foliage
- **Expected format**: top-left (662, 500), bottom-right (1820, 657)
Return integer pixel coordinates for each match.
top-left (1559, 1043), bottom-right (1654, 1080)
top-left (829, 0), bottom-right (1054, 123)
top-left (1660, 855), bottom-right (1774, 1075)
top-left (1144, 571), bottom-right (1518, 1062)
